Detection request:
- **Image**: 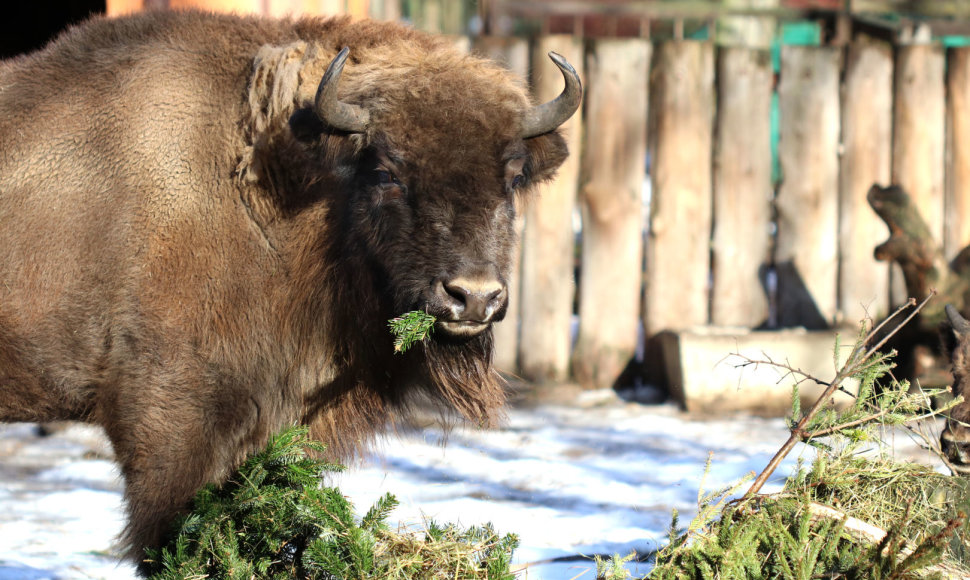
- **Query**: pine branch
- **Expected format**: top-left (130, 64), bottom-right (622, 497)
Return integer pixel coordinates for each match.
top-left (388, 311), bottom-right (436, 353)
top-left (742, 293), bottom-right (933, 500)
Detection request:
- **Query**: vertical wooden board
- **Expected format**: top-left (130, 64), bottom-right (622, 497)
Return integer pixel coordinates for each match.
top-left (947, 48), bottom-right (970, 259)
top-left (643, 41), bottom-right (714, 336)
top-left (840, 34), bottom-right (893, 326)
top-left (711, 47), bottom-right (772, 328)
top-left (472, 36), bottom-right (530, 373)
top-left (893, 45), bottom-right (945, 251)
top-left (775, 45), bottom-right (840, 329)
top-left (518, 36), bottom-right (584, 383)
top-left (572, 38), bottom-right (650, 390)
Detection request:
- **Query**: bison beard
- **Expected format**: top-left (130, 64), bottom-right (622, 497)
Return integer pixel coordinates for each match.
top-left (0, 9), bottom-right (579, 571)
top-left (421, 332), bottom-right (505, 426)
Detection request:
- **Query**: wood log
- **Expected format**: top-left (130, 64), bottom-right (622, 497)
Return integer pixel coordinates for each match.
top-left (807, 502), bottom-right (967, 577)
top-left (839, 33), bottom-right (893, 326)
top-left (643, 41), bottom-right (714, 335)
top-left (711, 47), bottom-right (772, 327)
top-left (572, 38), bottom-right (650, 390)
top-left (518, 36), bottom-right (583, 383)
top-left (775, 45), bottom-right (841, 329)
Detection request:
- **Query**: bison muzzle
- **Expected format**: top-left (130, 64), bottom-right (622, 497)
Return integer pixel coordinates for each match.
top-left (941, 305), bottom-right (970, 475)
top-left (0, 9), bottom-right (580, 571)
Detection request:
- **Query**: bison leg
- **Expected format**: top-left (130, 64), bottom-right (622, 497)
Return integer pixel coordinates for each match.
top-left (104, 392), bottom-right (269, 573)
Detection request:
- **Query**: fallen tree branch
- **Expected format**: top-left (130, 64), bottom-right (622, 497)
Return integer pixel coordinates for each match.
top-left (743, 294), bottom-right (932, 499)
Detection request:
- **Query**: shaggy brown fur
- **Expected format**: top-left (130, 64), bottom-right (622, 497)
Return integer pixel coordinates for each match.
top-left (0, 9), bottom-right (572, 571)
top-left (941, 305), bottom-right (970, 475)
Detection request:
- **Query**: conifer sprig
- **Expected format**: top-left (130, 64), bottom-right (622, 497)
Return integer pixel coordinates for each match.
top-left (388, 311), bottom-right (436, 353)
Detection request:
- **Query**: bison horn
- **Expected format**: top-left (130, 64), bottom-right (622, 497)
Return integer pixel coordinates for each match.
top-left (520, 51), bottom-right (582, 139)
top-left (314, 47), bottom-right (370, 133)
top-left (946, 304), bottom-right (970, 338)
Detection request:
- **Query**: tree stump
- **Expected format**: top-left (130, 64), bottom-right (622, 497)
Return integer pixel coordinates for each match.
top-left (868, 184), bottom-right (970, 329)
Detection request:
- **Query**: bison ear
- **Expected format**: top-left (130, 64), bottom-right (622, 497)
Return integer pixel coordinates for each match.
top-left (523, 130), bottom-right (569, 184)
top-left (943, 304), bottom-right (970, 359)
top-left (289, 108), bottom-right (327, 142)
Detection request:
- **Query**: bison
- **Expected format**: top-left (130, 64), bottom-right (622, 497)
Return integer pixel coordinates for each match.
top-left (0, 9), bottom-right (581, 569)
top-left (941, 305), bottom-right (970, 475)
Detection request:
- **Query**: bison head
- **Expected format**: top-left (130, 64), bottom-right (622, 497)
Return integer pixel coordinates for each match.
top-left (942, 304), bottom-right (970, 475)
top-left (306, 45), bottom-right (580, 342)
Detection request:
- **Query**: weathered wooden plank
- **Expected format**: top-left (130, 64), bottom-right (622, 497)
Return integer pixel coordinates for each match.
top-left (472, 36), bottom-right (530, 373)
top-left (571, 38), bottom-right (650, 390)
top-left (711, 47), bottom-right (772, 328)
top-left (518, 36), bottom-right (584, 382)
top-left (947, 47), bottom-right (970, 260)
top-left (715, 0), bottom-right (778, 49)
top-left (775, 45), bottom-right (841, 329)
top-left (893, 44), bottom-right (945, 252)
top-left (643, 41), bottom-right (714, 336)
top-left (839, 34), bottom-right (893, 325)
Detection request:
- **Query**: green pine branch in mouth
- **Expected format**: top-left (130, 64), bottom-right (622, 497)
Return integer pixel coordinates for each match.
top-left (388, 311), bottom-right (436, 353)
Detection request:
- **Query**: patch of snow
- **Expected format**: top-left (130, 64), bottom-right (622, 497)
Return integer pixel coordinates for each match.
top-left (0, 395), bottom-right (944, 579)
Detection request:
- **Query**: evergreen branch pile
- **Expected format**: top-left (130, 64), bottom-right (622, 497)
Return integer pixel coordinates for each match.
top-left (640, 304), bottom-right (970, 580)
top-left (143, 426), bottom-right (517, 579)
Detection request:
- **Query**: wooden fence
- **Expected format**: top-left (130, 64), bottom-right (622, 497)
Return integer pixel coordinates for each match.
top-left (100, 0), bottom-right (970, 393)
top-left (472, 30), bottom-right (970, 390)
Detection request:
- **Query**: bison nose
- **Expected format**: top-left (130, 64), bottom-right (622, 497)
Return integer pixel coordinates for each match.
top-left (941, 427), bottom-right (970, 474)
top-left (437, 276), bottom-right (508, 324)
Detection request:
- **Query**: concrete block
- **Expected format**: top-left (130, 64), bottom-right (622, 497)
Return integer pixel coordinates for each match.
top-left (652, 328), bottom-right (859, 416)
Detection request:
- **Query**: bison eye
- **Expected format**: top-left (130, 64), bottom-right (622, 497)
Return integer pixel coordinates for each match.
top-left (510, 174), bottom-right (525, 190)
top-left (374, 169), bottom-right (406, 200)
top-left (376, 170), bottom-right (397, 186)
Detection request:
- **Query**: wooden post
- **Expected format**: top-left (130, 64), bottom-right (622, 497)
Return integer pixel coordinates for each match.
top-left (893, 44), bottom-right (945, 254)
top-left (775, 45), bottom-right (841, 329)
top-left (643, 41), bottom-right (715, 335)
top-left (839, 34), bottom-right (893, 326)
top-left (518, 36), bottom-right (584, 383)
top-left (711, 47), bottom-right (772, 327)
top-left (571, 39), bottom-right (650, 390)
top-left (947, 47), bottom-right (970, 260)
top-left (472, 36), bottom-right (530, 374)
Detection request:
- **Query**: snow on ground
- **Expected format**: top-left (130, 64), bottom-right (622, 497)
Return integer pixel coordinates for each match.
top-left (0, 392), bottom-right (946, 580)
